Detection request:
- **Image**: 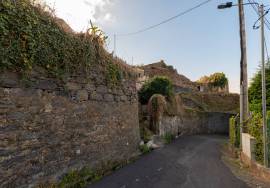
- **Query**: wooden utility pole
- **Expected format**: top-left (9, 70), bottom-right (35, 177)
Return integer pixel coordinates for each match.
top-left (238, 0), bottom-right (249, 139)
top-left (260, 4), bottom-right (268, 167)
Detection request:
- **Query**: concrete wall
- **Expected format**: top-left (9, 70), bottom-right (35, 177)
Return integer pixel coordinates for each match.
top-left (0, 68), bottom-right (140, 187)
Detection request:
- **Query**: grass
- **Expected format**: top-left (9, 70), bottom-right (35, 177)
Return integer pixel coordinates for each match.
top-left (139, 144), bottom-right (151, 154)
top-left (163, 133), bottom-right (174, 144)
top-left (58, 167), bottom-right (101, 188)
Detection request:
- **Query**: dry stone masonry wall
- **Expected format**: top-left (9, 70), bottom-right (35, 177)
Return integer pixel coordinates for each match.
top-left (0, 67), bottom-right (140, 187)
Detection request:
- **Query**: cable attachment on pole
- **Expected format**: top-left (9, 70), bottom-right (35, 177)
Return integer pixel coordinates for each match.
top-left (253, 7), bottom-right (270, 30)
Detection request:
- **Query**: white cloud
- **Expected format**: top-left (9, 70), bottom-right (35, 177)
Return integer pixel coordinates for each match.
top-left (44, 0), bottom-right (115, 32)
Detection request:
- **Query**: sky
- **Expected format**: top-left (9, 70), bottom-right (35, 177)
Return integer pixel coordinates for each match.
top-left (43, 0), bottom-right (270, 93)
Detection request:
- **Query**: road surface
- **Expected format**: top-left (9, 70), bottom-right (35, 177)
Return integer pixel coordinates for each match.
top-left (88, 135), bottom-right (248, 188)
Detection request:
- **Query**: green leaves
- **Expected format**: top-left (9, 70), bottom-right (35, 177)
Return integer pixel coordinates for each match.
top-left (0, 0), bottom-right (101, 77)
top-left (248, 61), bottom-right (270, 113)
top-left (198, 72), bottom-right (228, 88)
top-left (138, 76), bottom-right (173, 104)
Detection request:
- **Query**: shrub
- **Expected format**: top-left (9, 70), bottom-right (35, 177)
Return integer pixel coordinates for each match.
top-left (248, 61), bottom-right (270, 113)
top-left (138, 76), bottom-right (173, 104)
top-left (229, 115), bottom-right (240, 148)
top-left (248, 113), bottom-right (264, 163)
top-left (267, 111), bottom-right (270, 163)
top-left (198, 72), bottom-right (228, 88)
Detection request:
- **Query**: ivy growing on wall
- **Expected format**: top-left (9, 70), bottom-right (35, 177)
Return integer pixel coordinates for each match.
top-left (0, 0), bottom-right (129, 82)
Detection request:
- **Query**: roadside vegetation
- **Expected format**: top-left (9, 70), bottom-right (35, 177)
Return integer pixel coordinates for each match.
top-left (230, 62), bottom-right (270, 164)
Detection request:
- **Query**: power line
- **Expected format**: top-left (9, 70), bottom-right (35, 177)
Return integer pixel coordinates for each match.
top-left (248, 0), bottom-right (270, 30)
top-left (116, 0), bottom-right (213, 37)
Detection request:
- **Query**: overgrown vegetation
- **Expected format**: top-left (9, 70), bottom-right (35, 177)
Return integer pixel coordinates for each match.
top-left (139, 144), bottom-right (151, 154)
top-left (247, 113), bottom-right (264, 163)
top-left (138, 76), bottom-right (173, 104)
top-left (198, 72), bottom-right (228, 88)
top-left (163, 133), bottom-right (174, 144)
top-left (58, 167), bottom-right (101, 188)
top-left (248, 61), bottom-right (270, 113)
top-left (140, 126), bottom-right (154, 143)
top-left (229, 115), bottom-right (240, 148)
top-left (0, 0), bottom-right (131, 84)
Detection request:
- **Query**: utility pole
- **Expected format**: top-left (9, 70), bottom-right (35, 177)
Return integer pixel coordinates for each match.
top-left (260, 4), bottom-right (268, 167)
top-left (238, 0), bottom-right (249, 139)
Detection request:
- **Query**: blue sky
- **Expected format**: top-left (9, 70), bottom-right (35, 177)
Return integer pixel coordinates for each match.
top-left (44, 0), bottom-right (270, 93)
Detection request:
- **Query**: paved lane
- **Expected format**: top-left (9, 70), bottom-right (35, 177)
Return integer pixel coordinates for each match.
top-left (88, 135), bottom-right (248, 188)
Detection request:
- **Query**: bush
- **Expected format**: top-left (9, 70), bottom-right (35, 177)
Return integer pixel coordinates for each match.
top-left (248, 61), bottom-right (270, 113)
top-left (138, 76), bottom-right (173, 104)
top-left (229, 115), bottom-right (240, 148)
top-left (248, 113), bottom-right (264, 163)
top-left (198, 72), bottom-right (228, 88)
top-left (265, 111), bottom-right (270, 164)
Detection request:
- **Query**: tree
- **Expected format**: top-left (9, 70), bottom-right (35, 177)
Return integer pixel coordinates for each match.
top-left (198, 72), bottom-right (228, 88)
top-left (138, 76), bottom-right (173, 104)
top-left (248, 62), bottom-right (270, 113)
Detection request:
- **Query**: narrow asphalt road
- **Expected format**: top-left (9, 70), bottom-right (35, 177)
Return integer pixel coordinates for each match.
top-left (88, 135), bottom-right (248, 188)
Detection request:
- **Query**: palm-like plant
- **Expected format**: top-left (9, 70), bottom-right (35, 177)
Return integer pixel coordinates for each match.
top-left (86, 20), bottom-right (108, 46)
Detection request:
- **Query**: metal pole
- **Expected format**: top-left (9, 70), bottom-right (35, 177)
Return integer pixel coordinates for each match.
top-left (260, 4), bottom-right (268, 167)
top-left (238, 0), bottom-right (249, 135)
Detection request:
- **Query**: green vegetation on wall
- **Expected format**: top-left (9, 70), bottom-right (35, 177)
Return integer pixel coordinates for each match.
top-left (248, 62), bottom-right (270, 113)
top-left (0, 0), bottom-right (129, 84)
top-left (138, 76), bottom-right (173, 104)
top-left (229, 115), bottom-right (240, 148)
top-left (0, 0), bottom-right (92, 74)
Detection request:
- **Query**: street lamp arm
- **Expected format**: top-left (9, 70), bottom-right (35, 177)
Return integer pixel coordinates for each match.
top-left (217, 1), bottom-right (259, 9)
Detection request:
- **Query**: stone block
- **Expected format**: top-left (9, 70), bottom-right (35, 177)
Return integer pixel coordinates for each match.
top-left (96, 85), bottom-right (107, 94)
top-left (35, 80), bottom-right (57, 90)
top-left (104, 94), bottom-right (114, 102)
top-left (76, 90), bottom-right (89, 101)
top-left (65, 82), bottom-right (81, 90)
top-left (0, 72), bottom-right (20, 88)
top-left (90, 91), bottom-right (103, 101)
top-left (120, 96), bottom-right (127, 102)
top-left (85, 84), bottom-right (96, 91)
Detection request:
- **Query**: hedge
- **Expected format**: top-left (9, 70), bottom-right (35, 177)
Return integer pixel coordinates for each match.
top-left (229, 115), bottom-right (240, 148)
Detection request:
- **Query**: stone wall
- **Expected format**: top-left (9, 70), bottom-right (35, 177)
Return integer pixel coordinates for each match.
top-left (0, 67), bottom-right (140, 187)
top-left (145, 93), bottom-right (238, 137)
top-left (156, 111), bottom-right (234, 136)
